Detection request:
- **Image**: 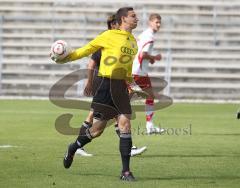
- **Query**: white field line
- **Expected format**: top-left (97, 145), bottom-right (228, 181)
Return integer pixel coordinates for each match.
top-left (0, 145), bottom-right (19, 148)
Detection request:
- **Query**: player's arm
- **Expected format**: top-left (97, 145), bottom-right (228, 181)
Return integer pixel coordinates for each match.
top-left (141, 52), bottom-right (161, 64)
top-left (52, 43), bottom-right (98, 64)
top-left (141, 40), bottom-right (161, 64)
top-left (84, 58), bottom-right (97, 96)
top-left (55, 31), bottom-right (108, 64)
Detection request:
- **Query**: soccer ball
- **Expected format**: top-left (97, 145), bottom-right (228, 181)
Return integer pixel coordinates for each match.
top-left (50, 40), bottom-right (71, 62)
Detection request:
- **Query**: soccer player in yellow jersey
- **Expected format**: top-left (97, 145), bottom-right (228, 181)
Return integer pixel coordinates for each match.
top-left (76, 14), bottom-right (147, 157)
top-left (54, 7), bottom-right (139, 181)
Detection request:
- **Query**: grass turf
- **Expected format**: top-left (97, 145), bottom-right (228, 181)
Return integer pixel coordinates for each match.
top-left (0, 100), bottom-right (240, 188)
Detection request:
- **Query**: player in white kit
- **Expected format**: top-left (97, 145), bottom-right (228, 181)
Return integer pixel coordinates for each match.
top-left (132, 13), bottom-right (164, 134)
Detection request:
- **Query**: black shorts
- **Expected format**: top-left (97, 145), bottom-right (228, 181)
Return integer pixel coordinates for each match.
top-left (91, 76), bottom-right (131, 120)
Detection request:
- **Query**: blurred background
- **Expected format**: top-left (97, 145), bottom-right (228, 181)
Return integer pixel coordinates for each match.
top-left (0, 0), bottom-right (239, 102)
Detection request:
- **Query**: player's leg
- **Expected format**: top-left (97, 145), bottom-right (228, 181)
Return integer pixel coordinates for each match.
top-left (76, 75), bottom-right (111, 156)
top-left (64, 76), bottom-right (111, 168)
top-left (114, 122), bottom-right (147, 157)
top-left (114, 81), bottom-right (147, 157)
top-left (114, 123), bottom-right (120, 137)
top-left (85, 110), bottom-right (94, 123)
top-left (76, 111), bottom-right (94, 156)
top-left (119, 82), bottom-right (147, 156)
top-left (110, 79), bottom-right (136, 181)
top-left (78, 111), bottom-right (93, 136)
top-left (143, 86), bottom-right (164, 134)
top-left (63, 119), bottom-right (107, 168)
top-left (134, 75), bottom-right (164, 134)
top-left (142, 86), bottom-right (156, 133)
top-left (117, 114), bottom-right (135, 181)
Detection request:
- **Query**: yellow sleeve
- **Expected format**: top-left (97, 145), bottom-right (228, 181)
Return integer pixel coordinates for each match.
top-left (64, 31), bottom-right (108, 62)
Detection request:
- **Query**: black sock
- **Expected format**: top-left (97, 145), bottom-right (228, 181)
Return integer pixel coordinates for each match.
top-left (79, 121), bottom-right (92, 136)
top-left (71, 128), bottom-right (92, 153)
top-left (115, 124), bottom-right (120, 138)
top-left (119, 133), bottom-right (132, 173)
top-left (77, 128), bottom-right (93, 147)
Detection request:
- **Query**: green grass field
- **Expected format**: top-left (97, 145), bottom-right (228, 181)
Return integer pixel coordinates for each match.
top-left (0, 100), bottom-right (240, 188)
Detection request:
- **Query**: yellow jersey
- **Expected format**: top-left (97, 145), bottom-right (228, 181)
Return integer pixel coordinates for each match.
top-left (66, 30), bottom-right (138, 81)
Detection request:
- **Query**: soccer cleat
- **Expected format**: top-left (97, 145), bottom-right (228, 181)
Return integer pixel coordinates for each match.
top-left (131, 146), bottom-right (147, 157)
top-left (76, 148), bottom-right (93, 157)
top-left (147, 127), bottom-right (165, 134)
top-left (153, 127), bottom-right (165, 134)
top-left (146, 121), bottom-right (165, 134)
top-left (63, 144), bottom-right (75, 169)
top-left (120, 171), bottom-right (136, 181)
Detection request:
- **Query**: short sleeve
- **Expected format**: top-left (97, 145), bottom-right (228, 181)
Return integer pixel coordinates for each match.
top-left (142, 41), bottom-right (154, 52)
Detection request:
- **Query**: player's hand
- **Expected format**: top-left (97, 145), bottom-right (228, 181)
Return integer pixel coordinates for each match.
top-left (84, 81), bottom-right (93, 96)
top-left (154, 54), bottom-right (162, 61)
top-left (49, 52), bottom-right (63, 64)
top-left (150, 58), bottom-right (155, 64)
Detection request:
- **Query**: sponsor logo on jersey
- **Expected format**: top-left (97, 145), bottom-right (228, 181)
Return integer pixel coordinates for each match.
top-left (121, 46), bottom-right (136, 55)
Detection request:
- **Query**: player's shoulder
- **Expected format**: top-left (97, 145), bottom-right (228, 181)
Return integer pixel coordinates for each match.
top-left (102, 29), bottom-right (122, 34)
top-left (108, 29), bottom-right (133, 36)
top-left (98, 30), bottom-right (110, 36)
top-left (100, 30), bottom-right (134, 40)
top-left (99, 30), bottom-right (119, 38)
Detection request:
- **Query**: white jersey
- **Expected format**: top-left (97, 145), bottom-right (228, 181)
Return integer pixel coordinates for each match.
top-left (132, 28), bottom-right (155, 76)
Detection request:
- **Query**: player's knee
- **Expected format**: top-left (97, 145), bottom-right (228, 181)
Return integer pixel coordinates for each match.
top-left (92, 129), bottom-right (104, 138)
top-left (117, 114), bottom-right (131, 133)
top-left (119, 122), bottom-right (131, 133)
top-left (89, 125), bottom-right (105, 138)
